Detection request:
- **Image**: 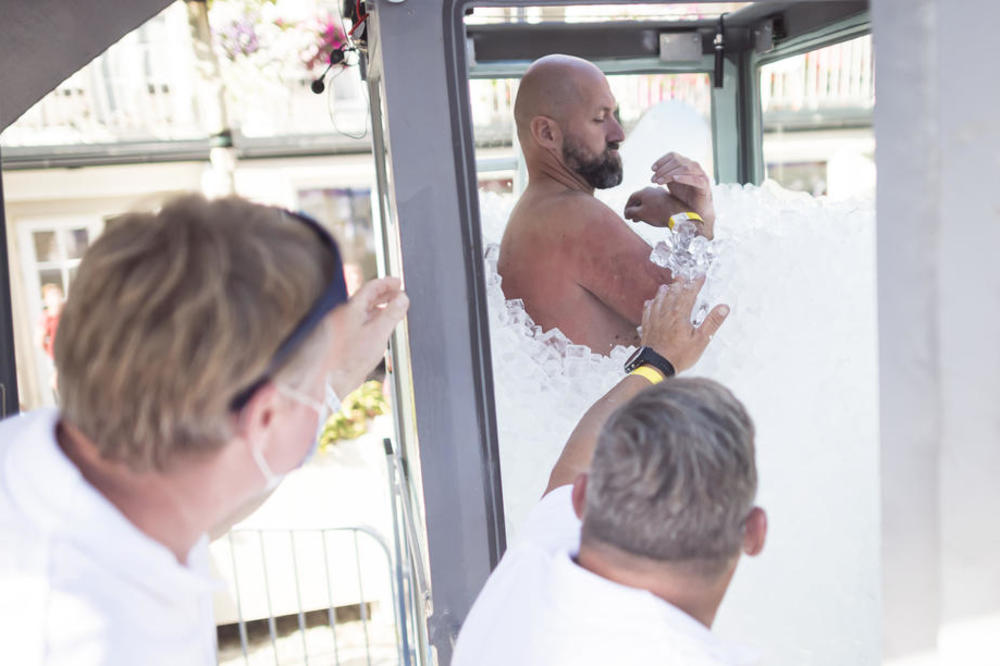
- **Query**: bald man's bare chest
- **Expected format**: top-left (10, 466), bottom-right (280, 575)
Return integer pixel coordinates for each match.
top-left (497, 202), bottom-right (639, 352)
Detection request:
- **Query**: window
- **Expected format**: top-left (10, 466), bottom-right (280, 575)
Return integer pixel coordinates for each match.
top-left (15, 217), bottom-right (104, 408)
top-left (759, 34), bottom-right (875, 199)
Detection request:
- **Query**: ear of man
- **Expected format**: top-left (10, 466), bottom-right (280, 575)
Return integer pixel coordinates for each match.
top-left (571, 472), bottom-right (588, 520)
top-left (742, 507), bottom-right (767, 557)
top-left (233, 382), bottom-right (281, 452)
top-left (530, 115), bottom-right (562, 151)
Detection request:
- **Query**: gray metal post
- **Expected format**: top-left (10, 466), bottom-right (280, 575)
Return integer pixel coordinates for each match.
top-left (365, 1), bottom-right (506, 661)
top-left (711, 55), bottom-right (745, 184)
top-left (0, 149), bottom-right (19, 418)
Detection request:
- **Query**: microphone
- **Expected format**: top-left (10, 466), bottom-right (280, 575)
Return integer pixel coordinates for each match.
top-left (311, 48), bottom-right (347, 95)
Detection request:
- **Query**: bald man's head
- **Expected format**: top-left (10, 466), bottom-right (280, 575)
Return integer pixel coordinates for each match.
top-left (514, 54), bottom-right (625, 190)
top-left (514, 54), bottom-right (604, 133)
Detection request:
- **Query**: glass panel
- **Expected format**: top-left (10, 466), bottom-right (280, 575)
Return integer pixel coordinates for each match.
top-left (464, 17), bottom-right (878, 666)
top-left (760, 34), bottom-right (875, 199)
top-left (32, 231), bottom-right (59, 263)
top-left (471, 61), bottom-right (718, 539)
top-left (63, 228), bottom-right (91, 260)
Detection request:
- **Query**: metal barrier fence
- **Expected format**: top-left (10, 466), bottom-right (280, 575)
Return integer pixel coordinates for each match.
top-left (214, 436), bottom-right (428, 666)
top-left (217, 526), bottom-right (409, 666)
top-left (382, 438), bottom-right (432, 666)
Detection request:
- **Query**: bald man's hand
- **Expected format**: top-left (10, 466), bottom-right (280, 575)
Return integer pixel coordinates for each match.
top-left (625, 153), bottom-right (716, 239)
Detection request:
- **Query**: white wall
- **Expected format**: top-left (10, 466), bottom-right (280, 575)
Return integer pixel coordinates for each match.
top-left (874, 1), bottom-right (1000, 663)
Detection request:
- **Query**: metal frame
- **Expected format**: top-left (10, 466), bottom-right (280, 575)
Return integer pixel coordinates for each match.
top-left (465, 16), bottom-right (758, 184)
top-left (363, 2), bottom-right (871, 662)
top-left (744, 8), bottom-right (871, 181)
top-left (364, 4), bottom-right (507, 663)
top-left (0, 148), bottom-right (19, 418)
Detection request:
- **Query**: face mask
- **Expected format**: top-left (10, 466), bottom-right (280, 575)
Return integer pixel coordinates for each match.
top-left (251, 436), bottom-right (284, 493)
top-left (250, 378), bottom-right (342, 493)
top-left (277, 377), bottom-right (342, 467)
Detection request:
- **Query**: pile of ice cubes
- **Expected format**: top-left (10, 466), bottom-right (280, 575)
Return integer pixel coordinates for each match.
top-left (649, 218), bottom-right (718, 282)
top-left (480, 184), bottom-right (878, 570)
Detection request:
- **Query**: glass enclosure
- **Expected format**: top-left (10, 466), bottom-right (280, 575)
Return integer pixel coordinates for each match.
top-left (458, 5), bottom-right (879, 666)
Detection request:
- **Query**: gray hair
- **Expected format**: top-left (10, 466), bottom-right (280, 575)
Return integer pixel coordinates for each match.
top-left (582, 378), bottom-right (757, 572)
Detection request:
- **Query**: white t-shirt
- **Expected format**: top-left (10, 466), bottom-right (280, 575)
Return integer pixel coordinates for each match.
top-left (0, 409), bottom-right (219, 665)
top-left (452, 485), bottom-right (757, 666)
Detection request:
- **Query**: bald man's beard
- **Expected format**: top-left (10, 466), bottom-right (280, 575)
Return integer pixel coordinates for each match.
top-left (562, 136), bottom-right (623, 189)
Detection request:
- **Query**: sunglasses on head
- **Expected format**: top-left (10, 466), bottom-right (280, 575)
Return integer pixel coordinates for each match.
top-left (229, 210), bottom-right (348, 412)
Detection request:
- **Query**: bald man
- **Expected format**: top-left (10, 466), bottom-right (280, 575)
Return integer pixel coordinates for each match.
top-left (498, 54), bottom-right (715, 354)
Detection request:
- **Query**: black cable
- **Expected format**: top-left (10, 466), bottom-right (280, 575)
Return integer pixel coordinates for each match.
top-left (714, 14), bottom-right (726, 89)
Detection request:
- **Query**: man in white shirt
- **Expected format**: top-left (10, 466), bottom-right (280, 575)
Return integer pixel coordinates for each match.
top-left (453, 280), bottom-right (764, 665)
top-left (0, 195), bottom-right (408, 665)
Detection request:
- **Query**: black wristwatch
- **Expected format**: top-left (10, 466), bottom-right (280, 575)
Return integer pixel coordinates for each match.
top-left (624, 346), bottom-right (676, 378)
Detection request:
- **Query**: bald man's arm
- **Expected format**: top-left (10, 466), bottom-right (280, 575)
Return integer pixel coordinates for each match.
top-left (566, 200), bottom-right (675, 325)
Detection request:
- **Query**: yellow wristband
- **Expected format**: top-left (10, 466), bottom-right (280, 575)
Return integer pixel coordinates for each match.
top-left (667, 211), bottom-right (703, 230)
top-left (629, 365), bottom-right (665, 385)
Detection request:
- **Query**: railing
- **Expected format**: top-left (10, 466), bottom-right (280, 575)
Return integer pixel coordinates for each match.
top-left (470, 73), bottom-right (713, 148)
top-left (216, 526), bottom-right (409, 666)
top-left (761, 35), bottom-right (874, 113)
top-left (470, 37), bottom-right (873, 148)
top-left (382, 438), bottom-right (432, 666)
top-left (213, 434), bottom-right (429, 666)
top-left (2, 6), bottom-right (872, 154)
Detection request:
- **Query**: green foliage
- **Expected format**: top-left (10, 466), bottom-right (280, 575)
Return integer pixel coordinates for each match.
top-left (319, 380), bottom-right (388, 449)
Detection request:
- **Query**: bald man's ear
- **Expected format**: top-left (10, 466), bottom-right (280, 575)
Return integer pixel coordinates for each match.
top-left (530, 115), bottom-right (562, 151)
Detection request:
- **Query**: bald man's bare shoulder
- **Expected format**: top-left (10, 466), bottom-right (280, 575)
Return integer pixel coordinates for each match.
top-left (509, 188), bottom-right (622, 232)
top-left (500, 190), bottom-right (634, 299)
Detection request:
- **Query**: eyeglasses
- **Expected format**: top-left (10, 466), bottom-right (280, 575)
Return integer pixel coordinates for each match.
top-left (229, 210), bottom-right (349, 411)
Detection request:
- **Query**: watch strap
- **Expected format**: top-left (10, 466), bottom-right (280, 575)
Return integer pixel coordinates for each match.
top-left (629, 365), bottom-right (665, 385)
top-left (624, 346), bottom-right (676, 378)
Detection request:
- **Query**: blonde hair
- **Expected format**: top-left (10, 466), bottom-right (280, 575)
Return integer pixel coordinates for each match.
top-left (54, 194), bottom-right (336, 472)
